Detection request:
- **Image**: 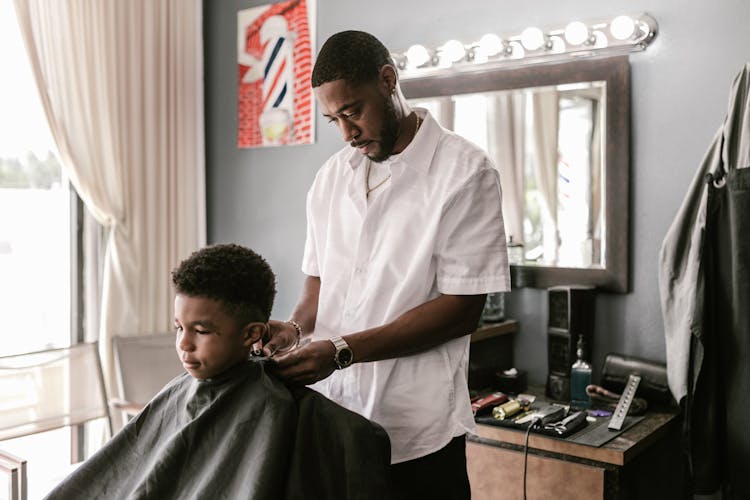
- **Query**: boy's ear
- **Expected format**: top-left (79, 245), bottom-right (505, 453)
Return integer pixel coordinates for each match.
top-left (242, 322), bottom-right (267, 347)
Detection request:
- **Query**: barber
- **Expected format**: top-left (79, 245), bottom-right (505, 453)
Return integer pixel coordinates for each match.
top-left (264, 30), bottom-right (510, 500)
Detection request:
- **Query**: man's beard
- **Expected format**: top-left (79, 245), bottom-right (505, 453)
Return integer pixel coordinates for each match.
top-left (368, 96), bottom-right (400, 163)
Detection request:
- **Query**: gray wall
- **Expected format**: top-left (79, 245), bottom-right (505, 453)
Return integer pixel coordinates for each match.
top-left (204, 0), bottom-right (750, 385)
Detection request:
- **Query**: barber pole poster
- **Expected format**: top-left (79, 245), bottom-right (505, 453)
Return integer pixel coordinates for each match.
top-left (237, 0), bottom-right (315, 148)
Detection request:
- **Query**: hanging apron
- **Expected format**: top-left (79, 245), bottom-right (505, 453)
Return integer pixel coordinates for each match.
top-left (689, 63), bottom-right (750, 498)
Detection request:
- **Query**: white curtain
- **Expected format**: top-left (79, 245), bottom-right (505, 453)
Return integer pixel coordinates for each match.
top-left (590, 100), bottom-right (603, 264)
top-left (13, 0), bottom-right (206, 394)
top-left (530, 89), bottom-right (559, 263)
top-left (432, 97), bottom-right (455, 131)
top-left (487, 92), bottom-right (525, 245)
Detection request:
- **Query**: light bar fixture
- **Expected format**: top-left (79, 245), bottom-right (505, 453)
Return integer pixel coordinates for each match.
top-left (393, 13), bottom-right (657, 79)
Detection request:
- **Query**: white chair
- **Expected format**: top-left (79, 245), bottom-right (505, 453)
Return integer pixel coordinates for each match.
top-left (111, 333), bottom-right (183, 428)
top-left (0, 450), bottom-right (26, 500)
top-left (0, 342), bottom-right (112, 500)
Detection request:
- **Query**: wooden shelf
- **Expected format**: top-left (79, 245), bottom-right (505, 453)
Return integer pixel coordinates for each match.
top-left (470, 319), bottom-right (518, 343)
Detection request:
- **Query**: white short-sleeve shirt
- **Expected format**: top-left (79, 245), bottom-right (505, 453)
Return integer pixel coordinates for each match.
top-left (303, 109), bottom-right (510, 463)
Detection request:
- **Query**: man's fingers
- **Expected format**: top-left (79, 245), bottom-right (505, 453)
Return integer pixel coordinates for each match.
top-left (264, 340), bottom-right (336, 386)
top-left (267, 349), bottom-right (315, 383)
top-left (260, 322), bottom-right (297, 357)
top-left (261, 342), bottom-right (279, 357)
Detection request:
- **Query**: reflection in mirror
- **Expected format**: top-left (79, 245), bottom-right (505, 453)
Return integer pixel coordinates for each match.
top-left (401, 56), bottom-right (629, 292)
top-left (410, 81), bottom-right (605, 269)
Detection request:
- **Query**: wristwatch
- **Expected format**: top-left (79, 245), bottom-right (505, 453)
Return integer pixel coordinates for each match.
top-left (330, 336), bottom-right (353, 369)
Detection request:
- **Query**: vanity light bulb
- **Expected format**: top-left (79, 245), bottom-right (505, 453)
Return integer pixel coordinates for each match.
top-left (520, 26), bottom-right (545, 51)
top-left (440, 39), bottom-right (467, 63)
top-left (610, 15), bottom-right (636, 40)
top-left (478, 33), bottom-right (504, 57)
top-left (564, 21), bottom-right (589, 46)
top-left (406, 44), bottom-right (430, 68)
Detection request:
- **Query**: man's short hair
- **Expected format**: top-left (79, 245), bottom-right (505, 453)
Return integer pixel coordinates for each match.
top-left (311, 30), bottom-right (395, 88)
top-left (171, 244), bottom-right (276, 324)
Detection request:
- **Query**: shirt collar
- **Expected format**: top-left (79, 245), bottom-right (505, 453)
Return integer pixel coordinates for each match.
top-left (346, 107), bottom-right (440, 174)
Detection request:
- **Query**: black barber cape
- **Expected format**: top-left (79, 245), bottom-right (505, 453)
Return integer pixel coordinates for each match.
top-left (46, 359), bottom-right (392, 500)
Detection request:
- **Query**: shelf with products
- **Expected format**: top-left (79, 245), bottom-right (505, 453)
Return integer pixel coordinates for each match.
top-left (468, 319), bottom-right (519, 395)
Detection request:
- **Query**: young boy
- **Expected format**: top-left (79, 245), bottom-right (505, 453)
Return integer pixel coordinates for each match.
top-left (47, 244), bottom-right (391, 499)
top-left (172, 243), bottom-right (276, 382)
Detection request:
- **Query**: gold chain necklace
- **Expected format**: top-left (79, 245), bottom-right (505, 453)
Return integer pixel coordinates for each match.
top-left (366, 113), bottom-right (420, 199)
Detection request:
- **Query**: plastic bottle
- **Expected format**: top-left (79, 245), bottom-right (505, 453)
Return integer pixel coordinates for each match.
top-left (570, 336), bottom-right (592, 408)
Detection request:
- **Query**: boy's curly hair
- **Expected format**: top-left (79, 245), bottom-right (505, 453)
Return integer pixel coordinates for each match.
top-left (171, 244), bottom-right (276, 324)
top-left (311, 30), bottom-right (395, 88)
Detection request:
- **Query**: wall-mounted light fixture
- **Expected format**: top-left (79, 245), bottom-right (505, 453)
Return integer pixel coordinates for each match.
top-left (393, 13), bottom-right (657, 79)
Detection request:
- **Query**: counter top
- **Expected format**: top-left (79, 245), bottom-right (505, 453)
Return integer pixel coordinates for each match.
top-left (471, 410), bottom-right (678, 466)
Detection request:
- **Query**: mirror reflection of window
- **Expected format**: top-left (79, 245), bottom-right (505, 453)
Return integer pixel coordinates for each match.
top-left (408, 80), bottom-right (604, 269)
top-left (453, 94), bottom-right (488, 151)
top-left (557, 95), bottom-right (596, 267)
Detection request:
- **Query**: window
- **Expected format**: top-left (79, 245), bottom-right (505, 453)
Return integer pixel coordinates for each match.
top-left (0, 4), bottom-right (80, 498)
top-left (0, 1), bottom-right (71, 356)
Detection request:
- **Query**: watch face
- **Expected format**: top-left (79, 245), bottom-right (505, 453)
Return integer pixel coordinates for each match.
top-left (336, 347), bottom-right (353, 367)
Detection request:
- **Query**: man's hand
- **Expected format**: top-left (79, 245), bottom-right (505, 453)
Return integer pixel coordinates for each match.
top-left (261, 320), bottom-right (299, 357)
top-left (267, 340), bottom-right (337, 386)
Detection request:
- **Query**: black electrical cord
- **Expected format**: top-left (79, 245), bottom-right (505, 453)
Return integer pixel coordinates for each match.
top-left (523, 418), bottom-right (541, 500)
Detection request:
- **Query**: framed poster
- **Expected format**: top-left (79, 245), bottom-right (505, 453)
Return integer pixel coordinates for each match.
top-left (237, 0), bottom-right (316, 148)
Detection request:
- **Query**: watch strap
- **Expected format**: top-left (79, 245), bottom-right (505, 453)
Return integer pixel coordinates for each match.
top-left (330, 336), bottom-right (353, 369)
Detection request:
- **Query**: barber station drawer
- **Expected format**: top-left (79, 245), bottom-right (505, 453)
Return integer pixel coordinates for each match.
top-left (467, 440), bottom-right (606, 500)
top-left (466, 411), bottom-right (683, 500)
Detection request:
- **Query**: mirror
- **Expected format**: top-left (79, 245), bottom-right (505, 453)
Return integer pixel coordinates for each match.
top-left (402, 56), bottom-right (630, 292)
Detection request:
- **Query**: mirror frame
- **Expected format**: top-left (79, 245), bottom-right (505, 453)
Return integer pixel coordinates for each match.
top-left (401, 55), bottom-right (630, 293)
